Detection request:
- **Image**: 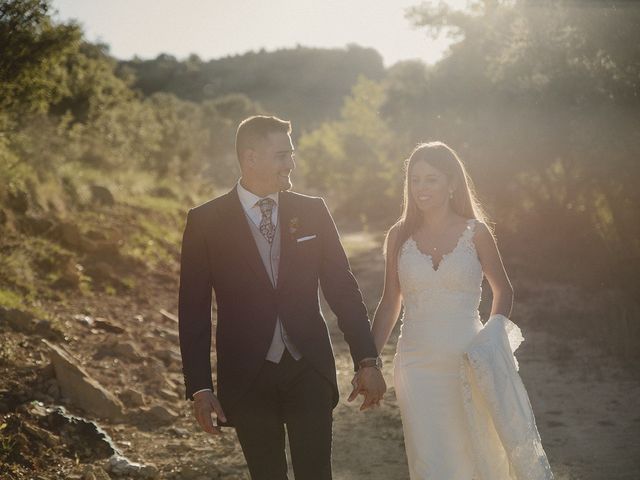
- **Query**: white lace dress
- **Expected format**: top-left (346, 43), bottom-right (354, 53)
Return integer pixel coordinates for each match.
top-left (395, 218), bottom-right (553, 480)
top-left (395, 218), bottom-right (484, 479)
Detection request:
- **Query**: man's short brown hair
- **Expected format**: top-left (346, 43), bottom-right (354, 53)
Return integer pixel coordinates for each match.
top-left (235, 115), bottom-right (292, 161)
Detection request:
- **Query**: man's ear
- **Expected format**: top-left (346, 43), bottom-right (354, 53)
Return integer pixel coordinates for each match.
top-left (239, 148), bottom-right (256, 169)
top-left (246, 148), bottom-right (258, 167)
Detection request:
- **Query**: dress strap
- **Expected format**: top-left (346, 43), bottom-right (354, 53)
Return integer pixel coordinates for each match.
top-left (460, 218), bottom-right (479, 246)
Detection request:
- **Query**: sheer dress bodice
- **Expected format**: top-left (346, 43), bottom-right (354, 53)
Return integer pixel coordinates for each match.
top-left (393, 218), bottom-right (484, 480)
top-left (396, 219), bottom-right (483, 369)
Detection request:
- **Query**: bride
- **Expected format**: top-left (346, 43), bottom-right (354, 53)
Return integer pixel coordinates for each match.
top-left (371, 142), bottom-right (553, 479)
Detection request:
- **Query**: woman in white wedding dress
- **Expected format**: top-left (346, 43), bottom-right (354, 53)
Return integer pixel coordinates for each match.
top-left (371, 142), bottom-right (551, 480)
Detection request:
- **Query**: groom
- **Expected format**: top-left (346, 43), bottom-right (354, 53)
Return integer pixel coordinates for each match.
top-left (178, 115), bottom-right (386, 479)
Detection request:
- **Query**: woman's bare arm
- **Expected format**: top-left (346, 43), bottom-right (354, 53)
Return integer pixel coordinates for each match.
top-left (371, 225), bottom-right (404, 354)
top-left (474, 222), bottom-right (514, 318)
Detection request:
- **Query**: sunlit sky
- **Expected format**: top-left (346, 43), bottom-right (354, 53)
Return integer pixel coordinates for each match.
top-left (51, 0), bottom-right (469, 66)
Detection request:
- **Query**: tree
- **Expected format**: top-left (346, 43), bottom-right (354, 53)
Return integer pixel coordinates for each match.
top-left (400, 0), bottom-right (640, 298)
top-left (0, 0), bottom-right (81, 114)
top-left (298, 77), bottom-right (403, 226)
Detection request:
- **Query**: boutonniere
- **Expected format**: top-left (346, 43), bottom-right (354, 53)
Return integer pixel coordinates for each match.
top-left (289, 217), bottom-right (300, 238)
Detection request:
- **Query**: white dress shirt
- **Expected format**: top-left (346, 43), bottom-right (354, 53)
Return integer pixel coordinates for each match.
top-left (236, 180), bottom-right (279, 230)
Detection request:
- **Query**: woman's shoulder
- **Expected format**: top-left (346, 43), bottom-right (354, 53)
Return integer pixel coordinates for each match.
top-left (388, 220), bottom-right (402, 235)
top-left (384, 221), bottom-right (406, 254)
top-left (469, 218), bottom-right (496, 245)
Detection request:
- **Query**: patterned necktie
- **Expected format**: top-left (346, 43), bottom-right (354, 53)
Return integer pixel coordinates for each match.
top-left (257, 198), bottom-right (276, 244)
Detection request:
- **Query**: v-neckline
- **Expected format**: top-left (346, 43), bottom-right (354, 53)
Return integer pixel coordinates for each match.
top-left (410, 219), bottom-right (472, 272)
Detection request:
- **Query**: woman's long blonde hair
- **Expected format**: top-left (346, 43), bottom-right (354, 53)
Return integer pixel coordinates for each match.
top-left (387, 141), bottom-right (490, 261)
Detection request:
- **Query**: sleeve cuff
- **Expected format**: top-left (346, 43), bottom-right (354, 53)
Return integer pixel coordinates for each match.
top-left (191, 388), bottom-right (212, 398)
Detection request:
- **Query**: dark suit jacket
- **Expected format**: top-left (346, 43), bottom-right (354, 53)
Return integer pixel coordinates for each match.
top-left (178, 186), bottom-right (377, 415)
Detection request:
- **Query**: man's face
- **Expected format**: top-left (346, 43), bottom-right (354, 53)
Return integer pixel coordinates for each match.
top-left (248, 132), bottom-right (296, 195)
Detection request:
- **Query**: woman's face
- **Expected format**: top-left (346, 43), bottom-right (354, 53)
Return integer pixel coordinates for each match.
top-left (409, 160), bottom-right (452, 212)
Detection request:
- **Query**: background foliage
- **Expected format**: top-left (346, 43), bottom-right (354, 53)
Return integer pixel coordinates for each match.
top-left (1, 0), bottom-right (639, 355)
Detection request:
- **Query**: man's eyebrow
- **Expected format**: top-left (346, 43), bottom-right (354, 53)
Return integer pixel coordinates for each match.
top-left (275, 149), bottom-right (294, 154)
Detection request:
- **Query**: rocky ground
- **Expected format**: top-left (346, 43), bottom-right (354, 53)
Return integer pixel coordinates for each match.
top-left (1, 231), bottom-right (639, 479)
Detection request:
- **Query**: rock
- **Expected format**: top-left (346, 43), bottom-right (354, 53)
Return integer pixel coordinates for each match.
top-left (1, 307), bottom-right (36, 333)
top-left (74, 314), bottom-right (125, 334)
top-left (40, 362), bottom-right (56, 379)
top-left (74, 314), bottom-right (95, 327)
top-left (82, 465), bottom-right (110, 480)
top-left (34, 319), bottom-right (65, 341)
top-left (119, 388), bottom-right (145, 408)
top-left (167, 426), bottom-right (189, 438)
top-left (45, 406), bottom-right (118, 461)
top-left (43, 340), bottom-right (124, 421)
top-left (163, 376), bottom-right (178, 391)
top-left (90, 185), bottom-right (115, 206)
top-left (82, 470), bottom-right (96, 480)
top-left (33, 392), bottom-right (55, 404)
top-left (149, 405), bottom-right (179, 423)
top-left (96, 340), bottom-right (142, 362)
top-left (46, 379), bottom-right (61, 399)
top-left (2, 308), bottom-right (63, 340)
top-left (154, 348), bottom-right (180, 366)
top-left (104, 454), bottom-right (159, 479)
top-left (155, 326), bottom-right (179, 344)
top-left (93, 318), bottom-right (125, 334)
top-left (113, 341), bottom-right (143, 362)
top-left (22, 421), bottom-right (61, 447)
top-left (26, 400), bottom-right (49, 418)
top-left (159, 388), bottom-right (179, 401)
top-left (140, 405), bottom-right (179, 425)
top-left (136, 358), bottom-right (167, 385)
top-left (158, 309), bottom-right (178, 323)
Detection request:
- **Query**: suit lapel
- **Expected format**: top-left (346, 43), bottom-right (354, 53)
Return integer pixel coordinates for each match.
top-left (222, 186), bottom-right (275, 291)
top-left (277, 191), bottom-right (295, 290)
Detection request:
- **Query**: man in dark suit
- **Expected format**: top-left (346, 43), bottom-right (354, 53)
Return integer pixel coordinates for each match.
top-left (178, 115), bottom-right (386, 480)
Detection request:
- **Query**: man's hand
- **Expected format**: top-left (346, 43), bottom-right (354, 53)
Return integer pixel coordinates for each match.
top-left (348, 367), bottom-right (386, 411)
top-left (193, 390), bottom-right (227, 434)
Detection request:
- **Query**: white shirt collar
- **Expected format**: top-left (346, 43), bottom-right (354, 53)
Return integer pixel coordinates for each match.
top-left (236, 180), bottom-right (279, 214)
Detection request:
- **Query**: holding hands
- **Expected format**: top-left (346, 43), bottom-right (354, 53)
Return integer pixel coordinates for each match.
top-left (348, 358), bottom-right (387, 411)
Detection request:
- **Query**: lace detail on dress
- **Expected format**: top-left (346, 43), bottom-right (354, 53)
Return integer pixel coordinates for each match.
top-left (460, 317), bottom-right (554, 480)
top-left (398, 218), bottom-right (483, 300)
